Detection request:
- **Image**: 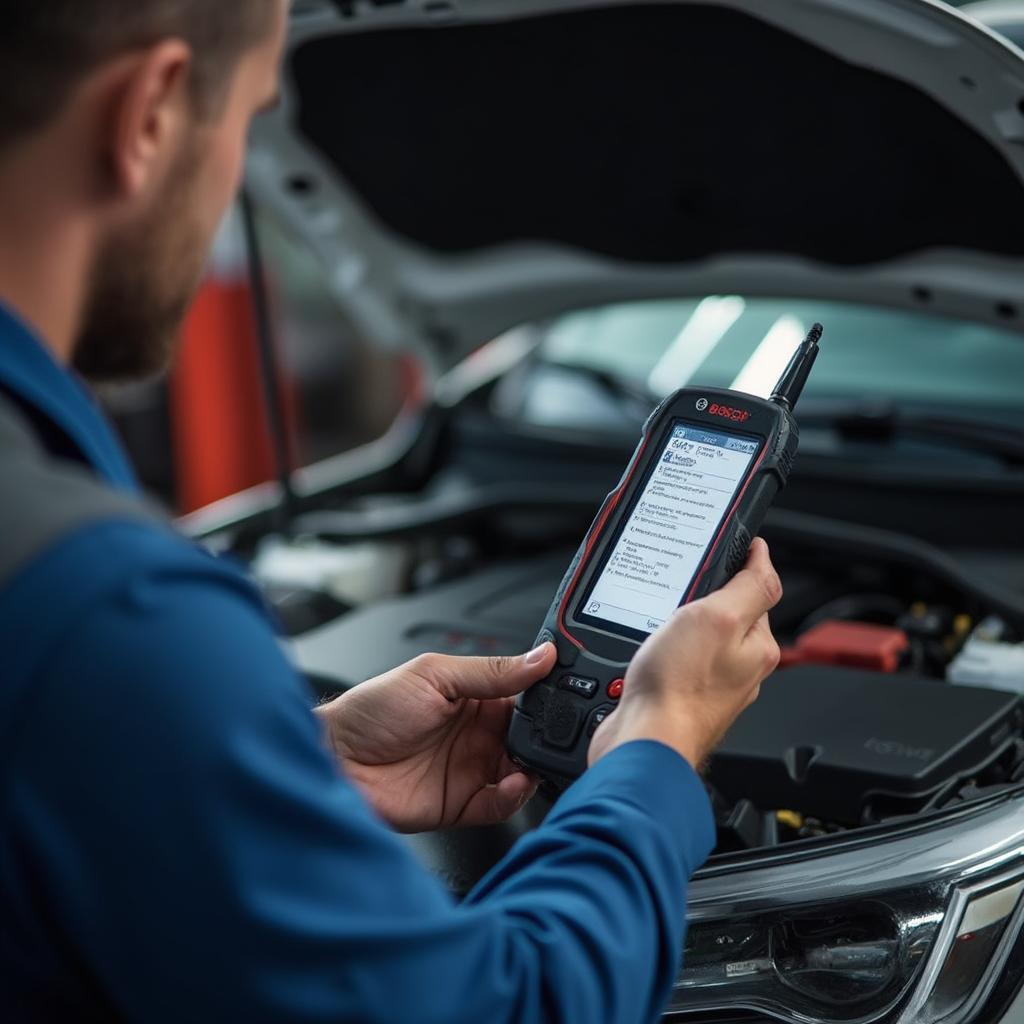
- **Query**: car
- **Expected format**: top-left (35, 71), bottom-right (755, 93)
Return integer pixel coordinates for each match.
top-left (185, 1), bottom-right (1024, 1021)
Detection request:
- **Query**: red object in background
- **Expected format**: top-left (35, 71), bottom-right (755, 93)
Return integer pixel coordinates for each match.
top-left (779, 620), bottom-right (910, 673)
top-left (171, 279), bottom-right (301, 514)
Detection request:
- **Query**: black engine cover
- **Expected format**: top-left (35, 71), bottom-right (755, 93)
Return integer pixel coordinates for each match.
top-left (709, 666), bottom-right (1024, 824)
top-left (291, 556), bottom-right (1023, 826)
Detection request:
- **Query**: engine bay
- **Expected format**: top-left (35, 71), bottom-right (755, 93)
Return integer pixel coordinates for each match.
top-left (282, 503), bottom-right (1024, 860)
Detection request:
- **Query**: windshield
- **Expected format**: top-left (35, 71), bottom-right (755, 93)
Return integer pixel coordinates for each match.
top-left (505, 297), bottom-right (1024, 430)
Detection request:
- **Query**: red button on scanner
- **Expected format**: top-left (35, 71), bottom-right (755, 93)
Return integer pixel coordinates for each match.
top-left (607, 678), bottom-right (625, 700)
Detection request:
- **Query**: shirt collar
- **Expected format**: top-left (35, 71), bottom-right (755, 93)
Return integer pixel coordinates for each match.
top-left (0, 303), bottom-right (139, 492)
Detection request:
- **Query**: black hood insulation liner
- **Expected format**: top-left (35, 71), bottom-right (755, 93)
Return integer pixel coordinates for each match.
top-left (292, 4), bottom-right (1024, 265)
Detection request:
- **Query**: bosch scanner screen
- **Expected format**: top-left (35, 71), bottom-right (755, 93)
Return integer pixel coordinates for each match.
top-left (577, 423), bottom-right (761, 639)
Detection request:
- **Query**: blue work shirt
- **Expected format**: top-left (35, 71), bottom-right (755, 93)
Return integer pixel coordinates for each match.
top-left (0, 303), bottom-right (716, 1024)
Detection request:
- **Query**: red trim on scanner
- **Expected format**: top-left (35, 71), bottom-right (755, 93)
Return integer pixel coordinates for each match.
top-left (556, 435), bottom-right (652, 649)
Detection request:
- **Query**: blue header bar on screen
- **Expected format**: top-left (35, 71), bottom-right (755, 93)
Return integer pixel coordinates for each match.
top-left (671, 425), bottom-right (760, 455)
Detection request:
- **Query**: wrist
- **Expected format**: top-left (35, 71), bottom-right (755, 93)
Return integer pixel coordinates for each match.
top-left (614, 698), bottom-right (722, 770)
top-left (629, 723), bottom-right (708, 773)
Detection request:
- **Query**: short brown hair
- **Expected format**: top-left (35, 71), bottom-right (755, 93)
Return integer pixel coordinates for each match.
top-left (0, 1), bottom-right (276, 152)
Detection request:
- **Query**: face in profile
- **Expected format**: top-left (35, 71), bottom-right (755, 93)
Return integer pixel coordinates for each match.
top-left (73, 3), bottom-right (286, 384)
top-left (73, 144), bottom-right (210, 384)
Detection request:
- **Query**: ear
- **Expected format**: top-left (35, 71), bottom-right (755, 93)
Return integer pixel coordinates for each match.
top-left (106, 40), bottom-right (193, 198)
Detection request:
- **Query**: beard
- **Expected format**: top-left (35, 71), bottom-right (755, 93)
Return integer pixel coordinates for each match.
top-left (73, 155), bottom-right (209, 384)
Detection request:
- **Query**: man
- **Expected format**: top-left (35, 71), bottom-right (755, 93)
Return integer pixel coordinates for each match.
top-left (0, 3), bottom-right (782, 1022)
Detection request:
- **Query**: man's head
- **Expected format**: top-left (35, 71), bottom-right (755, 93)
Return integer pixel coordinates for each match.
top-left (0, 1), bottom-right (287, 381)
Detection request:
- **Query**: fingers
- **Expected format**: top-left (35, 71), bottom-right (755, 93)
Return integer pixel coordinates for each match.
top-left (700, 538), bottom-right (782, 635)
top-left (413, 643), bottom-right (557, 702)
top-left (458, 772), bottom-right (538, 827)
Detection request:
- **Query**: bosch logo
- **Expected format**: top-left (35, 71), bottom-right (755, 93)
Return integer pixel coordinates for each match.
top-left (699, 401), bottom-right (752, 423)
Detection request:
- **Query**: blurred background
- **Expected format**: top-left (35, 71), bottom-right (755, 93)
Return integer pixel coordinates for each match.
top-left (102, 210), bottom-right (410, 514)
top-left (101, 0), bottom-right (1008, 517)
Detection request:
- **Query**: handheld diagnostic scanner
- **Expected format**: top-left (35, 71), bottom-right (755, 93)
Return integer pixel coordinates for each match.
top-left (507, 323), bottom-right (824, 788)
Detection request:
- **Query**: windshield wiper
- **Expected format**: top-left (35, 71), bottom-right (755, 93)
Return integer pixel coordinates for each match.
top-left (799, 400), bottom-right (1024, 466)
top-left (546, 361), bottom-right (655, 418)
top-left (552, 371), bottom-right (1024, 466)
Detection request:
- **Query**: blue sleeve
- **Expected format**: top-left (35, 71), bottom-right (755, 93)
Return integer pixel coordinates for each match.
top-left (4, 524), bottom-right (715, 1024)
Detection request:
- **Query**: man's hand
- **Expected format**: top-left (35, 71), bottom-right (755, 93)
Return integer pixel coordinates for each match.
top-left (317, 645), bottom-right (557, 833)
top-left (589, 538), bottom-right (783, 771)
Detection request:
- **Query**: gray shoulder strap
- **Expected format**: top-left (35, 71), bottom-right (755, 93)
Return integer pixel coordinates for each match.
top-left (0, 393), bottom-right (166, 590)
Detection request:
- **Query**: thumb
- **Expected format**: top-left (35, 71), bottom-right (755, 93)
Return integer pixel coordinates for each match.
top-left (426, 643), bottom-right (557, 701)
top-left (708, 537), bottom-right (782, 635)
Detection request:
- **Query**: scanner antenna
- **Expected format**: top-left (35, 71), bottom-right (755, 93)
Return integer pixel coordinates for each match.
top-left (771, 322), bottom-right (823, 412)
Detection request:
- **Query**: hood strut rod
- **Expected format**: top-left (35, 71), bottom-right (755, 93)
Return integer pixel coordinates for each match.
top-left (239, 190), bottom-right (299, 534)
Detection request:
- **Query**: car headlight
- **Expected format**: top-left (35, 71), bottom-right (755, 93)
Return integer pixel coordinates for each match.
top-left (668, 791), bottom-right (1024, 1022)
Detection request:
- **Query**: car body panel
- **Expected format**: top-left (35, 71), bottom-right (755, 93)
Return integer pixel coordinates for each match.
top-left (251, 0), bottom-right (1024, 378)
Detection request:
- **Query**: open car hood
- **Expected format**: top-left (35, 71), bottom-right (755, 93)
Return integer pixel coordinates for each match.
top-left (248, 0), bottom-right (1024, 376)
